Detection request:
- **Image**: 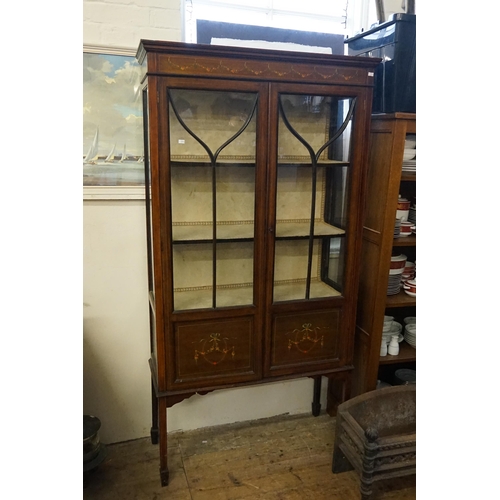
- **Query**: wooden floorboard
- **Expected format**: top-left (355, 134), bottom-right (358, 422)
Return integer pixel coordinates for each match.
top-left (83, 412), bottom-right (416, 500)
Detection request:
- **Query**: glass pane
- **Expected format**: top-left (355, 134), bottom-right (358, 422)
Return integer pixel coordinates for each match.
top-left (327, 237), bottom-right (345, 291)
top-left (277, 94), bottom-right (353, 162)
top-left (169, 89), bottom-right (257, 161)
top-left (273, 238), bottom-right (343, 301)
top-left (273, 93), bottom-right (354, 302)
top-left (216, 241), bottom-right (254, 307)
top-left (169, 88), bottom-right (258, 310)
top-left (172, 241), bottom-right (255, 311)
top-left (173, 243), bottom-right (213, 310)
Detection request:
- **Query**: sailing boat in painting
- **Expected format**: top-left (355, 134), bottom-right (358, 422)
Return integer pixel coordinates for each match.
top-left (119, 144), bottom-right (127, 163)
top-left (83, 127), bottom-right (99, 164)
top-left (104, 144), bottom-right (116, 163)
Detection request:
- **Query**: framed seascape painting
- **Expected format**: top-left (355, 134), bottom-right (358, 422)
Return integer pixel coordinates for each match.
top-left (83, 48), bottom-right (144, 186)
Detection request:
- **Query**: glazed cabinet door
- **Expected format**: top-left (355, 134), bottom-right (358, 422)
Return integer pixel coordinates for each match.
top-left (151, 78), bottom-right (269, 390)
top-left (264, 83), bottom-right (369, 377)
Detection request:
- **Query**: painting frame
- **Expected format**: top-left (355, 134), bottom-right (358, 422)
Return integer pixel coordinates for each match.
top-left (83, 45), bottom-right (145, 200)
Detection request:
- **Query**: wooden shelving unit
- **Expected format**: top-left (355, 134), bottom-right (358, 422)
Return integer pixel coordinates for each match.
top-left (349, 113), bottom-right (416, 396)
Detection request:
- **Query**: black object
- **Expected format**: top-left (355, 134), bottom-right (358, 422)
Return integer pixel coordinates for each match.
top-left (394, 368), bottom-right (416, 385)
top-left (345, 14), bottom-right (416, 114)
top-left (83, 415), bottom-right (107, 472)
top-left (197, 20), bottom-right (344, 55)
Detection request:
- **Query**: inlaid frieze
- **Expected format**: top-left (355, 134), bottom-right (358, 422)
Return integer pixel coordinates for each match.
top-left (157, 55), bottom-right (368, 85)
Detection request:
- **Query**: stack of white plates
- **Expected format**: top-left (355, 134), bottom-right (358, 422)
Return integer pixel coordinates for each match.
top-left (382, 319), bottom-right (403, 341)
top-left (402, 135), bottom-right (416, 173)
top-left (402, 149), bottom-right (416, 173)
top-left (405, 135), bottom-right (416, 149)
top-left (394, 218), bottom-right (401, 237)
top-left (387, 274), bottom-right (403, 295)
top-left (402, 159), bottom-right (416, 173)
top-left (401, 261), bottom-right (415, 282)
top-left (387, 254), bottom-right (407, 296)
top-left (403, 149), bottom-right (416, 161)
top-left (404, 323), bottom-right (416, 348)
top-left (408, 204), bottom-right (416, 224)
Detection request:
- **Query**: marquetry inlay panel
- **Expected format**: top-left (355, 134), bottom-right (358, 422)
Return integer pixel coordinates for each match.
top-left (173, 317), bottom-right (257, 386)
top-left (270, 309), bottom-right (341, 371)
top-left (156, 55), bottom-right (370, 85)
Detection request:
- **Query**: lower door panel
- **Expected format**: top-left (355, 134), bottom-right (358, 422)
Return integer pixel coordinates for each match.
top-left (268, 309), bottom-right (342, 375)
top-left (171, 316), bottom-right (259, 388)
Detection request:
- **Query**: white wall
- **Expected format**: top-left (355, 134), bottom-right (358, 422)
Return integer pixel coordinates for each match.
top-left (83, 0), bottom-right (330, 445)
top-left (83, 0), bottom-right (182, 49)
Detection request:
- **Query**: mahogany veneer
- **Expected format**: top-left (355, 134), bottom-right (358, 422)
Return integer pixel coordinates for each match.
top-left (137, 40), bottom-right (380, 486)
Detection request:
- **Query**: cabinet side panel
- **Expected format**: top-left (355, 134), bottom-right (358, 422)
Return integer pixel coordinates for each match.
top-left (363, 130), bottom-right (396, 232)
top-left (351, 325), bottom-right (372, 395)
top-left (353, 114), bottom-right (416, 395)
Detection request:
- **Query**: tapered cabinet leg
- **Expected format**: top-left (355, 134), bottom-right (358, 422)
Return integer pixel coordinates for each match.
top-left (158, 396), bottom-right (169, 486)
top-left (312, 376), bottom-right (322, 416)
top-left (150, 379), bottom-right (159, 445)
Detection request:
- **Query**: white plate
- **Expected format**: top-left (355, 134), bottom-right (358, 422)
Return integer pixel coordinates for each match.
top-left (387, 281), bottom-right (402, 287)
top-left (384, 334), bottom-right (404, 344)
top-left (389, 268), bottom-right (405, 276)
top-left (404, 290), bottom-right (416, 297)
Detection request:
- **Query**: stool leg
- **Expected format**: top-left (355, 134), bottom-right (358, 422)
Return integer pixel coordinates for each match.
top-left (360, 428), bottom-right (378, 500)
top-left (332, 444), bottom-right (353, 473)
top-left (332, 413), bottom-right (354, 474)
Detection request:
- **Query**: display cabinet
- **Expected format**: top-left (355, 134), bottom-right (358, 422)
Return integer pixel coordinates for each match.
top-left (346, 113), bottom-right (416, 397)
top-left (136, 40), bottom-right (380, 486)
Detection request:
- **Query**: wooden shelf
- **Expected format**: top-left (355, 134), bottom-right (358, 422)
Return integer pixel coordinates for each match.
top-left (172, 220), bottom-right (345, 242)
top-left (173, 278), bottom-right (341, 311)
top-left (386, 290), bottom-right (416, 308)
top-left (393, 235), bottom-right (416, 247)
top-left (379, 341), bottom-right (416, 365)
top-left (170, 159), bottom-right (350, 168)
top-left (401, 171), bottom-right (416, 182)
